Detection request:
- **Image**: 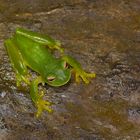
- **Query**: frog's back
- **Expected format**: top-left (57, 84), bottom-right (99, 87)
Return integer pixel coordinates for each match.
top-left (15, 35), bottom-right (57, 74)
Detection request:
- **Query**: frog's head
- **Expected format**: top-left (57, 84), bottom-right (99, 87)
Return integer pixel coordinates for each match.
top-left (45, 60), bottom-right (71, 87)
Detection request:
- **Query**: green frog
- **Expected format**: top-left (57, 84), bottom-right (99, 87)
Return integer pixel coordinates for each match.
top-left (4, 28), bottom-right (96, 117)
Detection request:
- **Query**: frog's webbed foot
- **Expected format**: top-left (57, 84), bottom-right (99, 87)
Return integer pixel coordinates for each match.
top-left (75, 69), bottom-right (96, 84)
top-left (16, 72), bottom-right (30, 87)
top-left (53, 41), bottom-right (64, 54)
top-left (35, 91), bottom-right (52, 118)
top-left (47, 40), bottom-right (64, 54)
top-left (30, 76), bottom-right (53, 117)
top-left (54, 46), bottom-right (64, 54)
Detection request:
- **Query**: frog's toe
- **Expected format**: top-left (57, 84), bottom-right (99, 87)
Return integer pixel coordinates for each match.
top-left (60, 48), bottom-right (64, 54)
top-left (22, 76), bottom-right (30, 85)
top-left (79, 71), bottom-right (96, 84)
top-left (16, 73), bottom-right (30, 86)
top-left (85, 72), bottom-right (96, 78)
top-left (16, 74), bottom-right (22, 87)
top-left (81, 75), bottom-right (89, 84)
top-left (16, 80), bottom-right (21, 87)
top-left (36, 99), bottom-right (53, 118)
top-left (75, 73), bottom-right (80, 83)
top-left (54, 45), bottom-right (64, 54)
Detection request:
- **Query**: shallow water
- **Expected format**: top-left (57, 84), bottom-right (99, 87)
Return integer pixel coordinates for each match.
top-left (0, 0), bottom-right (140, 139)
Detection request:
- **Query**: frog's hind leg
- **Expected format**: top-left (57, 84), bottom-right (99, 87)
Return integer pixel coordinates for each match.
top-left (4, 39), bottom-right (30, 86)
top-left (30, 76), bottom-right (52, 118)
top-left (16, 28), bottom-right (64, 53)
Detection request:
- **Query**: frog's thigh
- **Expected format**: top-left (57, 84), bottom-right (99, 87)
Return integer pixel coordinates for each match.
top-left (16, 28), bottom-right (64, 53)
top-left (4, 39), bottom-right (29, 85)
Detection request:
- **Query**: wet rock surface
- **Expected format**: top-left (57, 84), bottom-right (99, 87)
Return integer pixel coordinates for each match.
top-left (0, 0), bottom-right (140, 140)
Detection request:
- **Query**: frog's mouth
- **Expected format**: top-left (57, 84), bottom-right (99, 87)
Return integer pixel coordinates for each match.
top-left (46, 69), bottom-right (71, 87)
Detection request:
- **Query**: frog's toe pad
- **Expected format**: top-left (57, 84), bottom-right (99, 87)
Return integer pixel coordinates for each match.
top-left (36, 100), bottom-right (53, 118)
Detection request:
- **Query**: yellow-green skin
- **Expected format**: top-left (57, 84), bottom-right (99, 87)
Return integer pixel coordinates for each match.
top-left (4, 28), bottom-right (95, 117)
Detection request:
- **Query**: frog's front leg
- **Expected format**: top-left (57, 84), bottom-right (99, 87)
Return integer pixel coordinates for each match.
top-left (62, 55), bottom-right (96, 84)
top-left (4, 39), bottom-right (30, 86)
top-left (30, 76), bottom-right (52, 117)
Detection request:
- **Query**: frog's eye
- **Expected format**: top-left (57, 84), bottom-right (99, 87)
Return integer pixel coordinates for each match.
top-left (63, 61), bottom-right (69, 69)
top-left (47, 76), bottom-right (56, 82)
